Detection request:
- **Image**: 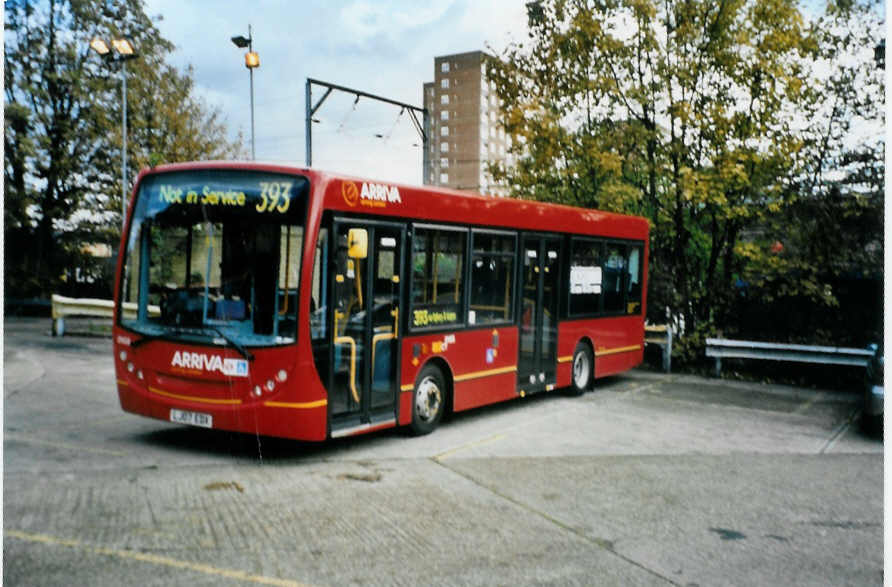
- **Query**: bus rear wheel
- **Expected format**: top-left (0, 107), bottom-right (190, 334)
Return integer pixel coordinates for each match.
top-left (569, 342), bottom-right (593, 396)
top-left (410, 364), bottom-right (446, 436)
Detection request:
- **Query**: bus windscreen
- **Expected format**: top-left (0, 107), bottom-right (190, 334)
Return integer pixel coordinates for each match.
top-left (119, 169), bottom-right (309, 348)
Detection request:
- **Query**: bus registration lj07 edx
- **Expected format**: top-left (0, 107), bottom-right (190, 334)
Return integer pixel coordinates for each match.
top-left (114, 162), bottom-right (648, 441)
top-left (169, 409), bottom-right (213, 429)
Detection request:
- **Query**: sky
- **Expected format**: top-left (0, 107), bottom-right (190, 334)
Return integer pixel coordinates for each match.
top-left (142, 0), bottom-right (529, 186)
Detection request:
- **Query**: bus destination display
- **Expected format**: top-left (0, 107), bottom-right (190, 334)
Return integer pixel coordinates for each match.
top-left (139, 170), bottom-right (308, 218)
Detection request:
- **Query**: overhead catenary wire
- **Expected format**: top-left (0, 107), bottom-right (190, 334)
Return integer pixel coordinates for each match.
top-left (336, 95), bottom-right (361, 134)
top-left (375, 107), bottom-right (405, 143)
top-left (305, 77), bottom-right (427, 168)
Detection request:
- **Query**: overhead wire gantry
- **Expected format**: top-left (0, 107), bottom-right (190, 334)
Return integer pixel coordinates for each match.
top-left (304, 78), bottom-right (429, 179)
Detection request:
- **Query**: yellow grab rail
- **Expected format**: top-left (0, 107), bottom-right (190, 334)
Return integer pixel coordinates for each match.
top-left (371, 308), bottom-right (399, 373)
top-left (333, 310), bottom-right (359, 404)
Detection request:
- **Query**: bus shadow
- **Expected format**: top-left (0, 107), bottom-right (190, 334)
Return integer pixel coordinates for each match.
top-left (131, 423), bottom-right (408, 464)
top-left (130, 377), bottom-right (636, 463)
top-left (435, 375), bottom-right (630, 424)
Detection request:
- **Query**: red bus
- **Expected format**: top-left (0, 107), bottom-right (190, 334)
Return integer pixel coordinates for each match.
top-left (113, 162), bottom-right (648, 441)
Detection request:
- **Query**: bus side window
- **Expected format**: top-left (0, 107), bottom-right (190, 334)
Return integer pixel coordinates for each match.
top-left (311, 228), bottom-right (328, 340)
top-left (602, 245), bottom-right (626, 313)
top-left (569, 239), bottom-right (603, 316)
top-left (626, 245), bottom-right (643, 314)
top-left (410, 227), bottom-right (466, 330)
top-left (469, 231), bottom-right (515, 325)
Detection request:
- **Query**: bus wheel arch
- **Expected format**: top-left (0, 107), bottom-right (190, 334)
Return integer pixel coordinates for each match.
top-left (408, 358), bottom-right (452, 436)
top-left (569, 338), bottom-right (595, 395)
top-left (427, 356), bottom-right (455, 414)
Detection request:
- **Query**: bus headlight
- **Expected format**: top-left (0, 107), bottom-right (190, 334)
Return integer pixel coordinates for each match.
top-left (265, 380), bottom-right (275, 392)
top-left (119, 350), bottom-right (127, 362)
top-left (253, 385), bottom-right (262, 397)
top-left (276, 370), bottom-right (288, 383)
top-left (127, 362), bottom-right (135, 373)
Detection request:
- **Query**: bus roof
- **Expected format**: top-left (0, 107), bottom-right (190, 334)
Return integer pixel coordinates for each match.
top-left (135, 161), bottom-right (650, 241)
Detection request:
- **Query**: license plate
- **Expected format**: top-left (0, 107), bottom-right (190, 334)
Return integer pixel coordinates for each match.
top-left (170, 409), bottom-right (213, 429)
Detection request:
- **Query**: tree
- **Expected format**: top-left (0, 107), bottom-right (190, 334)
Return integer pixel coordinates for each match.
top-left (126, 62), bottom-right (245, 171)
top-left (728, 0), bottom-right (884, 346)
top-left (488, 0), bottom-right (883, 352)
top-left (4, 0), bottom-right (244, 300)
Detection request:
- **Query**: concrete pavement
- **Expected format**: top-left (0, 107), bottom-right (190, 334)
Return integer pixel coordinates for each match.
top-left (3, 317), bottom-right (883, 586)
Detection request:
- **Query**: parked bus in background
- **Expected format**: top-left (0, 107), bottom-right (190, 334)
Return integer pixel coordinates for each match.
top-left (113, 162), bottom-right (649, 441)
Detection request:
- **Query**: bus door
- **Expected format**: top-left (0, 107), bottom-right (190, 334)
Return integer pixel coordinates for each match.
top-left (518, 235), bottom-right (561, 392)
top-left (330, 220), bottom-right (405, 431)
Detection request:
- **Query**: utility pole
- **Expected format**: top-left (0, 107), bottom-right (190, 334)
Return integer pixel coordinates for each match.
top-left (232, 27), bottom-right (260, 160)
top-left (89, 37), bottom-right (137, 227)
top-left (305, 78), bottom-right (428, 169)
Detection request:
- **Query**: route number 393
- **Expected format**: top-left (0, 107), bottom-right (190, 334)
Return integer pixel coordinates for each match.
top-left (256, 181), bottom-right (293, 213)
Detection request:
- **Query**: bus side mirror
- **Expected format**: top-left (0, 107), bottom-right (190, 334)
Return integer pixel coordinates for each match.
top-left (347, 228), bottom-right (368, 259)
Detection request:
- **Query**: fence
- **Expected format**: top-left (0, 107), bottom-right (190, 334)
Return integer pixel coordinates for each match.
top-left (645, 325), bottom-right (673, 373)
top-left (51, 294), bottom-right (158, 336)
top-left (705, 338), bottom-right (877, 378)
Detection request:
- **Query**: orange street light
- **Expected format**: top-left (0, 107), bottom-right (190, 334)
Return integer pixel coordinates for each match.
top-left (232, 26), bottom-right (259, 159)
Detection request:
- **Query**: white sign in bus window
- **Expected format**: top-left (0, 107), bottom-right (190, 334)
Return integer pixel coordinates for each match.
top-left (570, 266), bottom-right (602, 295)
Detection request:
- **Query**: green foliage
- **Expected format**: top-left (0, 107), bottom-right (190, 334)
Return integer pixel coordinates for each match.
top-left (125, 62), bottom-right (245, 172)
top-left (4, 0), bottom-right (245, 300)
top-left (489, 0), bottom-right (883, 360)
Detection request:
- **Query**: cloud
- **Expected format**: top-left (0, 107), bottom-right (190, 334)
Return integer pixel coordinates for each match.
top-left (456, 0), bottom-right (528, 53)
top-left (339, 0), bottom-right (453, 46)
top-left (142, 0), bottom-right (528, 184)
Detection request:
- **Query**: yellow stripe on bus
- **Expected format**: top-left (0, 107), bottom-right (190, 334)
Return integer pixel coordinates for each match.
top-left (596, 344), bottom-right (642, 357)
top-left (400, 365), bottom-right (518, 392)
top-left (560, 345), bottom-right (642, 363)
top-left (399, 344), bottom-right (643, 392)
top-left (148, 386), bottom-right (242, 405)
top-left (454, 365), bottom-right (517, 382)
top-left (263, 400), bottom-right (328, 410)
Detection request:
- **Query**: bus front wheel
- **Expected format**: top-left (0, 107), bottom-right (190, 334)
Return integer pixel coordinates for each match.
top-left (570, 342), bottom-right (593, 396)
top-left (410, 364), bottom-right (446, 436)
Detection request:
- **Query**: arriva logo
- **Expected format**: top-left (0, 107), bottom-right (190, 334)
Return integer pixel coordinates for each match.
top-left (341, 181), bottom-right (360, 207)
top-left (361, 182), bottom-right (402, 203)
top-left (342, 181), bottom-right (402, 208)
top-left (171, 350), bottom-right (249, 377)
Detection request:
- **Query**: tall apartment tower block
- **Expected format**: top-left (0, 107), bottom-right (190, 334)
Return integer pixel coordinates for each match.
top-left (423, 51), bottom-right (510, 196)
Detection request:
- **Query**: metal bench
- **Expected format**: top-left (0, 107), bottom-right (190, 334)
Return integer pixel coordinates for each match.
top-left (705, 338), bottom-right (877, 378)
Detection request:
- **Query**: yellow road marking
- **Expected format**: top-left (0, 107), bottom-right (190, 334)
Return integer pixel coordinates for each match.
top-left (5, 433), bottom-right (127, 457)
top-left (7, 530), bottom-right (311, 587)
top-left (434, 433), bottom-right (507, 461)
top-left (148, 386), bottom-right (242, 405)
top-left (793, 392), bottom-right (825, 416)
top-left (263, 399), bottom-right (327, 409)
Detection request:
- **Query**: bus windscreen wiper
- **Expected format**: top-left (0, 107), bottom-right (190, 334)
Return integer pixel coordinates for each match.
top-left (129, 325), bottom-right (253, 361)
top-left (130, 325), bottom-right (193, 348)
top-left (204, 325), bottom-right (255, 361)
top-left (130, 333), bottom-right (161, 348)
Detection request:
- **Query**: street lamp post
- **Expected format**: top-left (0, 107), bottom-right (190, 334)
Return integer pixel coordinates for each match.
top-left (90, 37), bottom-right (137, 227)
top-left (232, 26), bottom-right (260, 160)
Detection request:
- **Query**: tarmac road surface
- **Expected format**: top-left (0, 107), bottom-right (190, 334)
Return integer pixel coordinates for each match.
top-left (3, 317), bottom-right (884, 586)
